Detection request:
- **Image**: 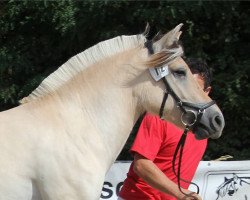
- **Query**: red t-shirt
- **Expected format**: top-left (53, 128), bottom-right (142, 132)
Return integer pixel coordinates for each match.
top-left (119, 113), bottom-right (207, 200)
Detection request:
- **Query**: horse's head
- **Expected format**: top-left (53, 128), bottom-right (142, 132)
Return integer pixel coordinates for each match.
top-left (141, 24), bottom-right (225, 140)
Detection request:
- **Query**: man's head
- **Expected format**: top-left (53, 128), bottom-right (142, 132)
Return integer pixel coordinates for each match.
top-left (185, 58), bottom-right (212, 95)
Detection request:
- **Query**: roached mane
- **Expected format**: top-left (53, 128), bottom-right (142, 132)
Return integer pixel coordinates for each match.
top-left (20, 31), bottom-right (183, 104)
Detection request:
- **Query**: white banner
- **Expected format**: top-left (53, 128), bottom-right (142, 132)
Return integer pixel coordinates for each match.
top-left (100, 161), bottom-right (250, 200)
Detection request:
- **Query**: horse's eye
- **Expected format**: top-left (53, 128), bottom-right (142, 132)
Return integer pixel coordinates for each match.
top-left (173, 69), bottom-right (186, 77)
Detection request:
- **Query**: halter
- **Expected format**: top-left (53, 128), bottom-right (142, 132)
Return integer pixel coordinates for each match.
top-left (159, 77), bottom-right (216, 127)
top-left (145, 40), bottom-right (215, 196)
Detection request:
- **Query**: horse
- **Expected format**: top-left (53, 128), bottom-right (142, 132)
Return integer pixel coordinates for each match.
top-left (0, 24), bottom-right (224, 200)
top-left (216, 173), bottom-right (250, 200)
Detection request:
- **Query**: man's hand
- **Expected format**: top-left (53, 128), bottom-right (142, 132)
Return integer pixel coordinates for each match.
top-left (179, 189), bottom-right (202, 200)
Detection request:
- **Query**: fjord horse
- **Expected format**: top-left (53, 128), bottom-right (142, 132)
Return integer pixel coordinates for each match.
top-left (0, 24), bottom-right (224, 199)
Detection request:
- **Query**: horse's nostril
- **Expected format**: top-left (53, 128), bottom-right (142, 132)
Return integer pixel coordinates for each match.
top-left (211, 114), bottom-right (225, 132)
top-left (214, 115), bottom-right (222, 126)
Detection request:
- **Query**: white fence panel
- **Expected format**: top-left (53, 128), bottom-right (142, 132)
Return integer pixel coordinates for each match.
top-left (100, 161), bottom-right (250, 200)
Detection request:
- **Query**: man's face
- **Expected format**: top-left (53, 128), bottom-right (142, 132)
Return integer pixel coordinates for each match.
top-left (193, 74), bottom-right (211, 96)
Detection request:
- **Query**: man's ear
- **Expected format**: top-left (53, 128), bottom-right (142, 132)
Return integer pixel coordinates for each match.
top-left (204, 86), bottom-right (212, 95)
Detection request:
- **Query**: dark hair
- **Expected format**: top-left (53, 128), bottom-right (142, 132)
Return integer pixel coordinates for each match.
top-left (185, 58), bottom-right (212, 89)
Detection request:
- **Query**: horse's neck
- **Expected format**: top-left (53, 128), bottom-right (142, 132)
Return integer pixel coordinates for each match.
top-left (74, 50), bottom-right (145, 166)
top-left (32, 49), bottom-right (145, 169)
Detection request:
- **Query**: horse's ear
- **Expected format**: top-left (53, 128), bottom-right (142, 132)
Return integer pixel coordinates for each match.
top-left (152, 23), bottom-right (183, 52)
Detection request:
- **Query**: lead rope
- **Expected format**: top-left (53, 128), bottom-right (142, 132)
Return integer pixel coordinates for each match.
top-left (172, 126), bottom-right (200, 197)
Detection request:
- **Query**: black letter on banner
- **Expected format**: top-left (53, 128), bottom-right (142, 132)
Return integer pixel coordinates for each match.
top-left (116, 182), bottom-right (124, 196)
top-left (101, 182), bottom-right (113, 199)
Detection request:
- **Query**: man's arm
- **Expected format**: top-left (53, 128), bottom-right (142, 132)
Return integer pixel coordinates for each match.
top-left (133, 153), bottom-right (202, 200)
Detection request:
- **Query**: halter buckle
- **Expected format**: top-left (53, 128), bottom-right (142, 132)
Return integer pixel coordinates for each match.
top-left (181, 110), bottom-right (197, 126)
top-left (177, 101), bottom-right (182, 108)
top-left (198, 108), bottom-right (205, 114)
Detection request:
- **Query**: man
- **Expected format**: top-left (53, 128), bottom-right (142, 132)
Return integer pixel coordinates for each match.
top-left (119, 58), bottom-right (212, 200)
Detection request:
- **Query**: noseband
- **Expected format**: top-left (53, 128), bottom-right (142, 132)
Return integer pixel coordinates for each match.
top-left (145, 40), bottom-right (215, 196)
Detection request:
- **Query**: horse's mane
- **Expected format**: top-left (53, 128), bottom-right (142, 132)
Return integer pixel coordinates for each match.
top-left (20, 34), bottom-right (147, 104)
top-left (20, 29), bottom-right (183, 104)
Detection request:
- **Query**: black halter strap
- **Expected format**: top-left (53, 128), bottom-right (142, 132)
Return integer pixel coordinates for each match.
top-left (161, 77), bottom-right (187, 115)
top-left (159, 91), bottom-right (169, 119)
top-left (161, 76), bottom-right (216, 128)
top-left (162, 76), bottom-right (216, 117)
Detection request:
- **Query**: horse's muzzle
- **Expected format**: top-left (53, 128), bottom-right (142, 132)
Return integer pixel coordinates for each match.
top-left (193, 110), bottom-right (225, 140)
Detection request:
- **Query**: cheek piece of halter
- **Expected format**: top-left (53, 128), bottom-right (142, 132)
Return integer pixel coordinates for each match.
top-left (145, 40), bottom-right (216, 197)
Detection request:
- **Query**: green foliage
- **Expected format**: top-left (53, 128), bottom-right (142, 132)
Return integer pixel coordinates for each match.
top-left (0, 1), bottom-right (249, 160)
top-left (0, 0), bottom-right (78, 108)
